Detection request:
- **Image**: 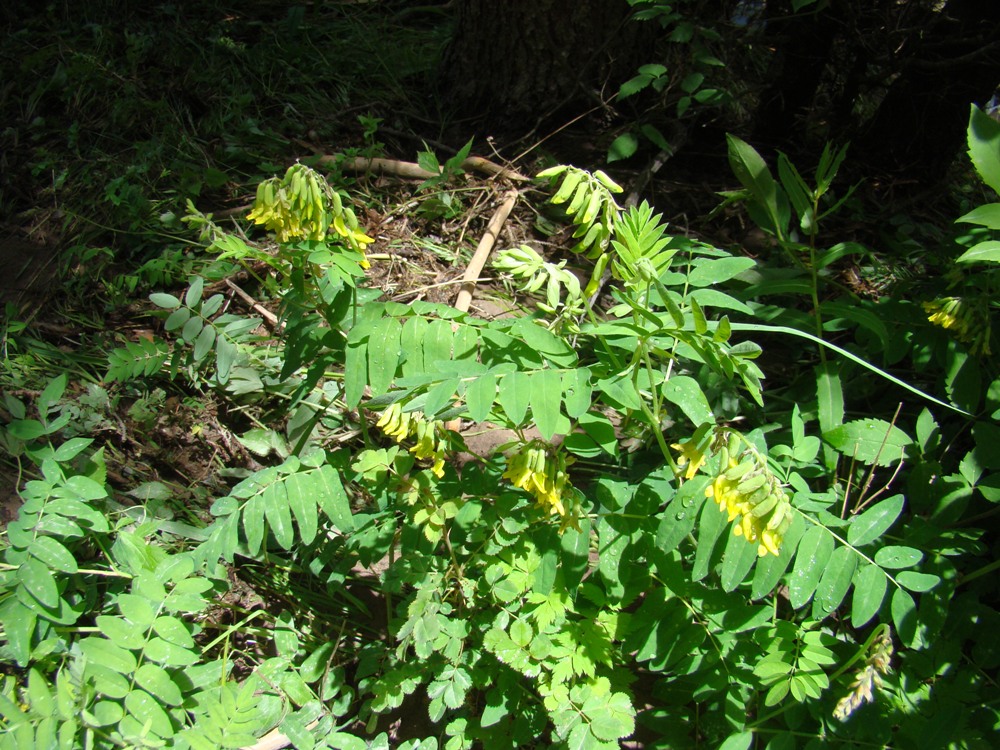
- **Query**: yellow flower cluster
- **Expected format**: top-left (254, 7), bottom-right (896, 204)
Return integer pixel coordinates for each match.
top-left (922, 296), bottom-right (992, 355)
top-left (246, 164), bottom-right (375, 265)
top-left (376, 402), bottom-right (448, 478)
top-left (701, 435), bottom-right (792, 557)
top-left (503, 442), bottom-right (581, 530)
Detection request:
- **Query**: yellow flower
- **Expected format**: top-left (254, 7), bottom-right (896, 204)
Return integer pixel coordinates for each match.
top-left (672, 439), bottom-right (709, 480)
top-left (706, 455), bottom-right (791, 557)
top-left (503, 443), bottom-right (581, 529)
top-left (923, 296), bottom-right (992, 355)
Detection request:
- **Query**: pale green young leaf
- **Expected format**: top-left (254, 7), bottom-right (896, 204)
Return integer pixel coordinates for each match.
top-left (562, 367), bottom-right (594, 419)
top-left (314, 465), bottom-right (354, 532)
top-left (149, 292), bottom-right (181, 309)
top-left (423, 318), bottom-right (454, 367)
top-left (687, 257), bottom-right (757, 287)
top-left (399, 316), bottom-right (427, 377)
top-left (608, 133), bottom-right (639, 163)
top-left (142, 636), bottom-right (199, 667)
top-left (846, 495), bottom-right (903, 546)
top-left (464, 372), bottom-right (497, 424)
top-left (164, 307), bottom-right (190, 331)
top-left (726, 134), bottom-right (784, 237)
top-left (153, 615), bottom-right (196, 648)
top-left (851, 563), bottom-right (887, 627)
top-left (718, 731), bottom-right (754, 750)
top-left (95, 615), bottom-right (146, 650)
top-left (343, 338), bottom-right (367, 409)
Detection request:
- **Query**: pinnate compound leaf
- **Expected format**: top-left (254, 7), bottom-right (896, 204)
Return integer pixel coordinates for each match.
top-left (851, 563), bottom-right (888, 627)
top-left (824, 418), bottom-right (911, 467)
top-left (847, 495), bottom-right (903, 546)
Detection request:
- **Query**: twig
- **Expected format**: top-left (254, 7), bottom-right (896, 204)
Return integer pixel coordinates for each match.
top-left (454, 189), bottom-right (519, 313)
top-left (225, 279), bottom-right (281, 331)
top-left (320, 155), bottom-right (529, 183)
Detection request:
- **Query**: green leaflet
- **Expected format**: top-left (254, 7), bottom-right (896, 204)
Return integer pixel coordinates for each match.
top-left (847, 495), bottom-right (904, 547)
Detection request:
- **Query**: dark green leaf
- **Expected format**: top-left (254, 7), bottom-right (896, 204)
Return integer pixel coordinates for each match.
top-left (851, 564), bottom-right (887, 627)
top-left (824, 418), bottom-right (911, 467)
top-left (812, 546), bottom-right (857, 616)
top-left (79, 637), bottom-right (137, 674)
top-left (788, 525), bottom-right (832, 609)
top-left (19, 558), bottom-right (59, 609)
top-left (28, 537), bottom-right (78, 574)
top-left (465, 372), bottom-right (497, 423)
top-left (530, 369), bottom-right (563, 440)
top-left (661, 375), bottom-right (714, 426)
top-left (847, 495), bottom-right (904, 546)
top-left (135, 663), bottom-right (184, 706)
top-left (968, 104), bottom-right (1000, 194)
top-left (873, 545), bottom-right (923, 569)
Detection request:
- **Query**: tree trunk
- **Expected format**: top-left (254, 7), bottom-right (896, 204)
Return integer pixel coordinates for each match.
top-left (750, 0), bottom-right (841, 154)
top-left (852, 0), bottom-right (1000, 185)
top-left (438, 0), bottom-right (653, 128)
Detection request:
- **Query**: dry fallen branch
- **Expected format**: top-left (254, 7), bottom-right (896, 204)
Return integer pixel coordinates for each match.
top-left (320, 155), bottom-right (529, 183)
top-left (454, 188), bottom-right (520, 313)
